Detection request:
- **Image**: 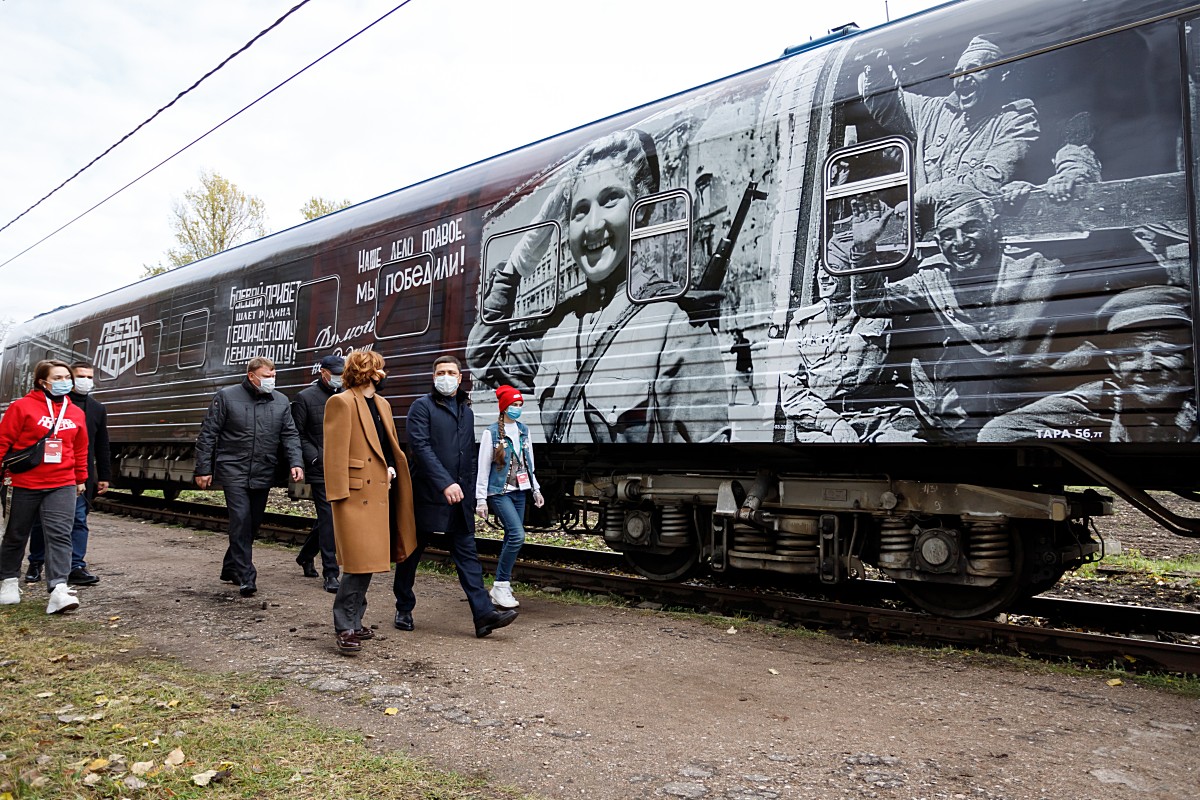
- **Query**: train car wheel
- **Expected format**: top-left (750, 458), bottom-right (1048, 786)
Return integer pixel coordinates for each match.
top-left (897, 535), bottom-right (1029, 619)
top-left (625, 546), bottom-right (700, 582)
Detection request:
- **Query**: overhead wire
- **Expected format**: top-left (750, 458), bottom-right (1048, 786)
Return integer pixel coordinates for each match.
top-left (0, 0), bottom-right (415, 273)
top-left (0, 0), bottom-right (314, 237)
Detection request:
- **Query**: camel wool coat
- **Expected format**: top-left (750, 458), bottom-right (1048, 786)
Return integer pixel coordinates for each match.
top-left (323, 387), bottom-right (417, 573)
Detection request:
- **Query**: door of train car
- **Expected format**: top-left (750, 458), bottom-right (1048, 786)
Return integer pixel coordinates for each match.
top-left (794, 0), bottom-right (1197, 454)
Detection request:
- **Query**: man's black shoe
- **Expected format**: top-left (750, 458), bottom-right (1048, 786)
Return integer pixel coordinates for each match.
top-left (24, 562), bottom-right (43, 583)
top-left (239, 582), bottom-right (257, 597)
top-left (296, 556), bottom-right (318, 578)
top-left (475, 608), bottom-right (518, 638)
top-left (393, 611), bottom-right (414, 631)
top-left (67, 568), bottom-right (100, 586)
top-left (219, 569), bottom-right (239, 584)
top-left (323, 574), bottom-right (340, 594)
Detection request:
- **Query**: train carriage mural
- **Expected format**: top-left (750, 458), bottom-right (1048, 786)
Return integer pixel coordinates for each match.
top-left (3, 0), bottom-right (1198, 618)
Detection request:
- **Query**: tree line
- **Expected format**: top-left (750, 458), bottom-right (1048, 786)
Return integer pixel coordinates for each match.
top-left (142, 170), bottom-right (350, 277)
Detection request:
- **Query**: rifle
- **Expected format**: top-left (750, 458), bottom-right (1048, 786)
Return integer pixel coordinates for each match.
top-left (697, 181), bottom-right (769, 291)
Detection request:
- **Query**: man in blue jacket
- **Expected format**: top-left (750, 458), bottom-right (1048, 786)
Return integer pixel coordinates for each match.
top-left (393, 354), bottom-right (517, 637)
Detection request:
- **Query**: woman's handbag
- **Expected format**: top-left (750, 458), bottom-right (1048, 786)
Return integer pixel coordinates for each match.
top-left (1, 431), bottom-right (52, 474)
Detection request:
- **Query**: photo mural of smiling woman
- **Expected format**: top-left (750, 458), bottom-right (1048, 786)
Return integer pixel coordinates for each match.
top-left (467, 129), bottom-right (731, 445)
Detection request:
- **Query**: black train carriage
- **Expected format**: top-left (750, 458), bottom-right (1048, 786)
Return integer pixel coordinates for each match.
top-left (3, 0), bottom-right (1199, 618)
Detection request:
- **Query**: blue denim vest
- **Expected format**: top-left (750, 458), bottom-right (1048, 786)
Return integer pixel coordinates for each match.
top-left (485, 420), bottom-right (530, 496)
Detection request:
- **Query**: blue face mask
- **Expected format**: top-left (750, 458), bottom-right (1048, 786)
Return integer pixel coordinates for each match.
top-left (47, 379), bottom-right (73, 397)
top-left (506, 406), bottom-right (522, 420)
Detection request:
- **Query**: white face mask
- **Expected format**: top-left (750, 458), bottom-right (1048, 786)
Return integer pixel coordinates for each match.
top-left (256, 377), bottom-right (276, 394)
top-left (329, 375), bottom-right (344, 389)
top-left (73, 377), bottom-right (95, 395)
top-left (434, 374), bottom-right (459, 396)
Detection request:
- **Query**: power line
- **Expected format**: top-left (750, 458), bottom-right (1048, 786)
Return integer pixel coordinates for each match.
top-left (0, 0), bottom-right (314, 237)
top-left (0, 0), bottom-right (415, 273)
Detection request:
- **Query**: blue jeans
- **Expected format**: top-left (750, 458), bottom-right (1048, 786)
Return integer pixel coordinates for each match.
top-left (487, 490), bottom-right (527, 582)
top-left (28, 494), bottom-right (90, 571)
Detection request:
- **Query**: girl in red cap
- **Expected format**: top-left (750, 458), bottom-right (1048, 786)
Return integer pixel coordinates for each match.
top-left (475, 384), bottom-right (543, 608)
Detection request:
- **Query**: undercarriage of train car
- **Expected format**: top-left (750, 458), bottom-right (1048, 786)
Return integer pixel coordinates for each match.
top-left (574, 470), bottom-right (1112, 618)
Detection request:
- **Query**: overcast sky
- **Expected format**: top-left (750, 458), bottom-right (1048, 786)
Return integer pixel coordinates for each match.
top-left (0, 0), bottom-right (943, 327)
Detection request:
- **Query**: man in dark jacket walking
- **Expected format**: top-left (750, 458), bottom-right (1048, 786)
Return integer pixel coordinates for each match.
top-left (291, 354), bottom-right (343, 593)
top-left (25, 361), bottom-right (112, 586)
top-left (392, 354), bottom-right (517, 637)
top-left (194, 356), bottom-right (303, 597)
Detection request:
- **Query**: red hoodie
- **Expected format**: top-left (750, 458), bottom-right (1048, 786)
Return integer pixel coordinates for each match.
top-left (0, 389), bottom-right (89, 490)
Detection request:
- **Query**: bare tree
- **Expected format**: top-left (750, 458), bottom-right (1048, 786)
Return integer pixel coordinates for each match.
top-left (0, 316), bottom-right (14, 345)
top-left (143, 170), bottom-right (268, 277)
top-left (300, 196), bottom-right (352, 220)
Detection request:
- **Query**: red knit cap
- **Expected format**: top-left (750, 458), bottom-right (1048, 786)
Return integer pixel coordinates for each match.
top-left (496, 385), bottom-right (523, 412)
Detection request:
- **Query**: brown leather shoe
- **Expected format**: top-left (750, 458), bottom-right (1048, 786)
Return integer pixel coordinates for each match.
top-left (335, 630), bottom-right (361, 655)
top-left (353, 627), bottom-right (375, 641)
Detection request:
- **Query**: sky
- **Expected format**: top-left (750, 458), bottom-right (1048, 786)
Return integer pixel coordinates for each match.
top-left (0, 0), bottom-right (944, 328)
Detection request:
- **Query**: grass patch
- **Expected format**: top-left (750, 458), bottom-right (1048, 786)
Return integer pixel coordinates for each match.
top-left (0, 604), bottom-right (525, 799)
top-left (1078, 550), bottom-right (1200, 581)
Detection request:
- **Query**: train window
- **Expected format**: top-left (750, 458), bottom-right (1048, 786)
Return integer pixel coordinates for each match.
top-left (295, 276), bottom-right (340, 351)
top-left (628, 190), bottom-right (691, 303)
top-left (177, 309), bottom-right (209, 369)
top-left (480, 222), bottom-right (560, 324)
top-left (1, 346), bottom-right (16, 402)
top-left (70, 339), bottom-right (90, 363)
top-left (374, 253), bottom-right (433, 340)
top-left (134, 320), bottom-right (163, 376)
top-left (821, 137), bottom-right (913, 275)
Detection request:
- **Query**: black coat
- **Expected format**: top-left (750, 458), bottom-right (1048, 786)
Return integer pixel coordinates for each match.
top-left (290, 378), bottom-right (338, 484)
top-left (406, 386), bottom-right (476, 533)
top-left (67, 391), bottom-right (111, 498)
top-left (193, 378), bottom-right (303, 489)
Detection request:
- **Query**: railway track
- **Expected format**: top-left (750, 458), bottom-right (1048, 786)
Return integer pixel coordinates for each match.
top-left (94, 492), bottom-right (1200, 675)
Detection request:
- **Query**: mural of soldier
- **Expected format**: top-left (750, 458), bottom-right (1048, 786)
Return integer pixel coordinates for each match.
top-left (856, 35), bottom-right (1039, 198)
top-left (850, 184), bottom-right (1063, 437)
top-left (467, 129), bottom-right (730, 445)
top-left (979, 285), bottom-right (1196, 443)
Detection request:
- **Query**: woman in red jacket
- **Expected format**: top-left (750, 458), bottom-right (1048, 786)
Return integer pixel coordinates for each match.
top-left (0, 359), bottom-right (89, 613)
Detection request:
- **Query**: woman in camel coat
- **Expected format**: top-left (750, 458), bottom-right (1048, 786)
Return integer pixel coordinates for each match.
top-left (323, 350), bottom-right (417, 654)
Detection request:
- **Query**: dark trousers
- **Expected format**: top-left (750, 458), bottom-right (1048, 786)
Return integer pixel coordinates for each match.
top-left (28, 494), bottom-right (90, 570)
top-left (393, 511), bottom-right (493, 621)
top-left (0, 486), bottom-right (76, 589)
top-left (297, 482), bottom-right (338, 577)
top-left (222, 486), bottom-right (270, 585)
top-left (332, 572), bottom-right (372, 632)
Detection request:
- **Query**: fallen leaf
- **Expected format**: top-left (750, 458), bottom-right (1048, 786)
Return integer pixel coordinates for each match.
top-left (82, 775), bottom-right (103, 787)
top-left (166, 699), bottom-right (179, 708)
top-left (111, 723), bottom-right (126, 732)
top-left (95, 695), bottom-right (109, 705)
top-left (767, 668), bottom-right (779, 675)
top-left (131, 761), bottom-right (154, 776)
top-left (192, 769), bottom-right (218, 786)
top-left (35, 691), bottom-right (54, 699)
top-left (383, 707), bottom-right (398, 716)
top-left (164, 748), bottom-right (185, 766)
top-left (1107, 678), bottom-right (1124, 687)
top-left (108, 616), bottom-right (121, 622)
top-left (725, 626), bottom-right (737, 634)
top-left (123, 776), bottom-right (148, 790)
top-left (86, 757), bottom-right (110, 773)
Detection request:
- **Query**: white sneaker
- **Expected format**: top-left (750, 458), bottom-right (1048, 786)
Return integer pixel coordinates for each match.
top-left (0, 577), bottom-right (20, 605)
top-left (489, 580), bottom-right (519, 609)
top-left (46, 584), bottom-right (79, 614)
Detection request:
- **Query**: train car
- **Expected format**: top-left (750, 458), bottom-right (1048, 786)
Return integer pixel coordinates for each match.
top-left (3, 0), bottom-right (1199, 618)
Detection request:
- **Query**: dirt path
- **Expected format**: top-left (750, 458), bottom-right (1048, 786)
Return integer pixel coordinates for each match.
top-left (42, 514), bottom-right (1200, 799)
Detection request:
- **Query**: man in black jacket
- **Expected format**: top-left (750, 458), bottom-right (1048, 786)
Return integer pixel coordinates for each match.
top-left (194, 357), bottom-right (304, 597)
top-left (291, 354), bottom-right (343, 593)
top-left (392, 354), bottom-right (517, 637)
top-left (25, 362), bottom-right (111, 586)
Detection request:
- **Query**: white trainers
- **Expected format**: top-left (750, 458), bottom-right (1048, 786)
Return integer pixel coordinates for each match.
top-left (489, 580), bottom-right (519, 609)
top-left (0, 577), bottom-right (21, 605)
top-left (46, 583), bottom-right (79, 614)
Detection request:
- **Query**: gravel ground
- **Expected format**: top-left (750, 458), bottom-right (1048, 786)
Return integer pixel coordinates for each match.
top-left (18, 511), bottom-right (1197, 800)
